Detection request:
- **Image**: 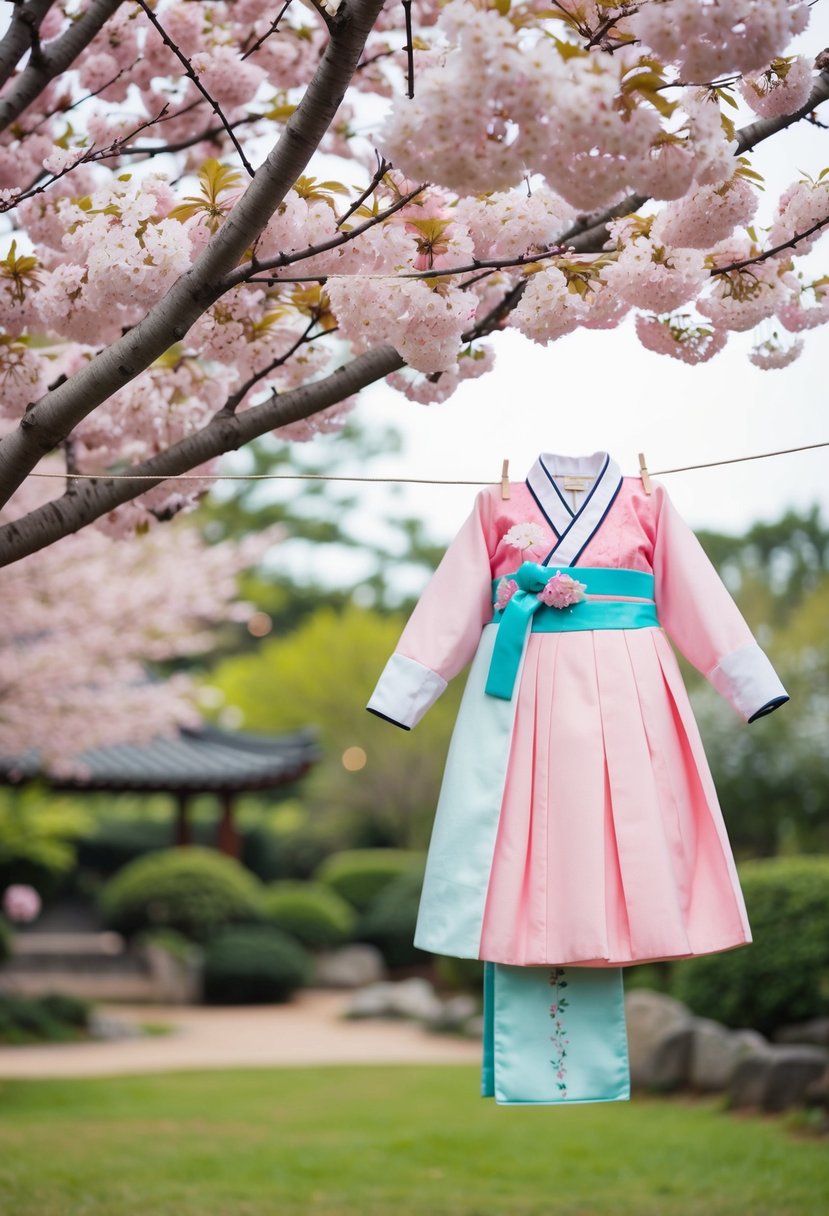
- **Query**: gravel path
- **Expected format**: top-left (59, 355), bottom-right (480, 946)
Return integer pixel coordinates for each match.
top-left (0, 991), bottom-right (480, 1079)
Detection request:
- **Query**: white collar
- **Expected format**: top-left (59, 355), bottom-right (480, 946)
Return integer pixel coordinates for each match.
top-left (525, 451), bottom-right (623, 566)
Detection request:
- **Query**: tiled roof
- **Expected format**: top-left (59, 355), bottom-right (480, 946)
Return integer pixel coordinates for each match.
top-left (0, 724), bottom-right (320, 793)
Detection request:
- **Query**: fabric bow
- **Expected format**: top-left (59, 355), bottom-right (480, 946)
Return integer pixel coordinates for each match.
top-left (486, 563), bottom-right (583, 701)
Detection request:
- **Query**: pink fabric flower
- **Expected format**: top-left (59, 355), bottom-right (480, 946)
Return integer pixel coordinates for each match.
top-left (538, 571), bottom-right (587, 609)
top-left (495, 577), bottom-right (519, 611)
top-left (3, 884), bottom-right (41, 923)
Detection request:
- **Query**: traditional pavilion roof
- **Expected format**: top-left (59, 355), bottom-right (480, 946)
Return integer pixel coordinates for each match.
top-left (0, 724), bottom-right (320, 795)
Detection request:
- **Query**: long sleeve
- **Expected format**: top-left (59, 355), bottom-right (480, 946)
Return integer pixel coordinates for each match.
top-left (367, 489), bottom-right (497, 729)
top-left (652, 483), bottom-right (789, 722)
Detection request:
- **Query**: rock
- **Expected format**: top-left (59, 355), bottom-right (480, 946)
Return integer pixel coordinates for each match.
top-left (804, 1066), bottom-right (829, 1110)
top-left (387, 977), bottom-right (443, 1023)
top-left (344, 981), bottom-right (396, 1019)
top-left (462, 1014), bottom-right (485, 1040)
top-left (774, 1018), bottom-right (829, 1049)
top-left (690, 1019), bottom-right (767, 1092)
top-left (763, 1046), bottom-right (829, 1113)
top-left (344, 977), bottom-right (442, 1022)
top-left (729, 1044), bottom-right (829, 1111)
top-left (313, 944), bottom-right (386, 989)
top-left (648, 1026), bottom-right (694, 1092)
top-left (625, 990), bottom-right (693, 1090)
top-left (728, 1048), bottom-right (777, 1109)
top-left (425, 993), bottom-right (479, 1033)
top-left (88, 1012), bottom-right (145, 1041)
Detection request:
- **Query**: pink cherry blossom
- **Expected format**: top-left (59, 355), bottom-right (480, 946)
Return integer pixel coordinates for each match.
top-left (740, 56), bottom-right (814, 118)
top-left (2, 884), bottom-right (42, 924)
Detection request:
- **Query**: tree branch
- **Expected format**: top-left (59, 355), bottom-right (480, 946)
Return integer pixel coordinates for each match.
top-left (0, 0), bottom-right (55, 90)
top-left (134, 0), bottom-right (255, 177)
top-left (711, 211), bottom-right (829, 274)
top-left (0, 0), bottom-right (388, 519)
top-left (0, 0), bottom-right (124, 133)
top-left (0, 346), bottom-right (404, 565)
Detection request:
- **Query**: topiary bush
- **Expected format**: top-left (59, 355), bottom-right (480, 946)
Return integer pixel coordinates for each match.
top-left (0, 992), bottom-right (92, 1044)
top-left (0, 915), bottom-right (12, 966)
top-left (100, 847), bottom-right (263, 943)
top-left (434, 954), bottom-right (486, 992)
top-left (261, 882), bottom-right (356, 950)
top-left (672, 855), bottom-right (829, 1036)
top-left (358, 865), bottom-right (430, 968)
top-left (202, 926), bottom-right (310, 1004)
top-left (314, 849), bottom-right (426, 913)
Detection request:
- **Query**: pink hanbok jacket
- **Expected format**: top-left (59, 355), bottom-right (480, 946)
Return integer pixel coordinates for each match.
top-left (368, 452), bottom-right (788, 969)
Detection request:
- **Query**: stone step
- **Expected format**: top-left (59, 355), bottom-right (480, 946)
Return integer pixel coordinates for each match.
top-left (12, 932), bottom-right (126, 957)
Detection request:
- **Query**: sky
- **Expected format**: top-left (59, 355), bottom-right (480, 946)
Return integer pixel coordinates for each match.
top-left (333, 5), bottom-right (829, 549)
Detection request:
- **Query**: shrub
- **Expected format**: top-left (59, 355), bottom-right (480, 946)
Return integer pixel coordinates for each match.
top-left (0, 915), bottom-right (11, 966)
top-left (0, 992), bottom-right (92, 1044)
top-left (359, 865), bottom-right (431, 968)
top-left (314, 849), bottom-right (426, 913)
top-left (100, 847), bottom-right (263, 943)
top-left (434, 955), bottom-right (486, 992)
top-left (672, 856), bottom-right (829, 1035)
top-left (202, 926), bottom-right (310, 1004)
top-left (261, 882), bottom-right (356, 950)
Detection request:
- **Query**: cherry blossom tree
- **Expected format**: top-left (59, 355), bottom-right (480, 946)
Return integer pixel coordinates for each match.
top-left (0, 0), bottom-right (827, 564)
top-left (0, 472), bottom-right (282, 769)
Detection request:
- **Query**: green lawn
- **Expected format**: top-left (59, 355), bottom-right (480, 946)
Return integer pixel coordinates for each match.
top-left (0, 1065), bottom-right (825, 1216)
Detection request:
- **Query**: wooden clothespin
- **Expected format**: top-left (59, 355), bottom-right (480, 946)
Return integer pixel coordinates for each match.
top-left (500, 459), bottom-right (511, 500)
top-left (638, 452), bottom-right (653, 496)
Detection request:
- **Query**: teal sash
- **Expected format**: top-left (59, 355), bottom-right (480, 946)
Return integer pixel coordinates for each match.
top-left (482, 963), bottom-right (630, 1105)
top-left (486, 564), bottom-right (658, 700)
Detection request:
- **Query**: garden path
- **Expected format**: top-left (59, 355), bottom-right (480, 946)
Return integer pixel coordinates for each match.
top-left (0, 991), bottom-right (479, 1079)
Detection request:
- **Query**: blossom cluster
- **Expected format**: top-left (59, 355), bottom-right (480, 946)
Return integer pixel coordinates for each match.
top-left (0, 0), bottom-right (825, 529)
top-left (0, 475), bottom-right (283, 769)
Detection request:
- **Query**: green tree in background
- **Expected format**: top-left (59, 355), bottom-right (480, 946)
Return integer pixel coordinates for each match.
top-left (209, 606), bottom-right (463, 849)
top-left (691, 509), bottom-right (829, 856)
top-left (199, 424), bottom-right (448, 643)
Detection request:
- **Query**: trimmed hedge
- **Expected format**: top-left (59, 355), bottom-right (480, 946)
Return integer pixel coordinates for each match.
top-left (261, 882), bottom-right (356, 950)
top-left (100, 847), bottom-right (263, 943)
top-left (672, 855), bottom-right (829, 1035)
top-left (0, 915), bottom-right (11, 966)
top-left (314, 849), bottom-right (426, 913)
top-left (202, 926), bottom-right (310, 1004)
top-left (359, 866), bottom-right (429, 968)
top-left (0, 993), bottom-right (92, 1044)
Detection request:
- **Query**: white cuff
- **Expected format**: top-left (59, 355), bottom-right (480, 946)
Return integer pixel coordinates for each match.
top-left (708, 643), bottom-right (789, 722)
top-left (366, 653), bottom-right (447, 730)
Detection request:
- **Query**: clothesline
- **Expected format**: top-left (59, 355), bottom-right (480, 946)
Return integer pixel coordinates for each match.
top-left (26, 438), bottom-right (829, 483)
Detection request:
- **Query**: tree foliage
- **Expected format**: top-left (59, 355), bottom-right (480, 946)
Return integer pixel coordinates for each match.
top-left (0, 0), bottom-right (827, 561)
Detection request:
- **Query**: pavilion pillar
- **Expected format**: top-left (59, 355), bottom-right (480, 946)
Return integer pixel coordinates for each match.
top-left (216, 790), bottom-right (240, 858)
top-left (175, 792), bottom-right (191, 847)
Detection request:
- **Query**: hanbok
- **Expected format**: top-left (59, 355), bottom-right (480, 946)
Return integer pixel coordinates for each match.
top-left (368, 452), bottom-right (788, 1104)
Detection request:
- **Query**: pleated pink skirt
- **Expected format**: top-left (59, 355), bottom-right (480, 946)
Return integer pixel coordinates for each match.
top-left (478, 628), bottom-right (751, 967)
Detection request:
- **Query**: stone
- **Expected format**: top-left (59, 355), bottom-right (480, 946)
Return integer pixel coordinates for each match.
top-left (774, 1018), bottom-right (829, 1049)
top-left (690, 1018), bottom-right (767, 1092)
top-left (344, 977), bottom-right (443, 1022)
top-left (387, 977), bottom-right (443, 1023)
top-left (462, 1014), bottom-right (485, 1040)
top-left (625, 990), bottom-right (694, 1090)
top-left (763, 1046), bottom-right (829, 1113)
top-left (88, 1012), bottom-right (145, 1041)
top-left (344, 981), bottom-right (396, 1019)
top-left (425, 993), bottom-right (479, 1033)
top-left (648, 1025), bottom-right (694, 1092)
top-left (728, 1048), bottom-right (777, 1109)
top-left (313, 944), bottom-right (386, 989)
